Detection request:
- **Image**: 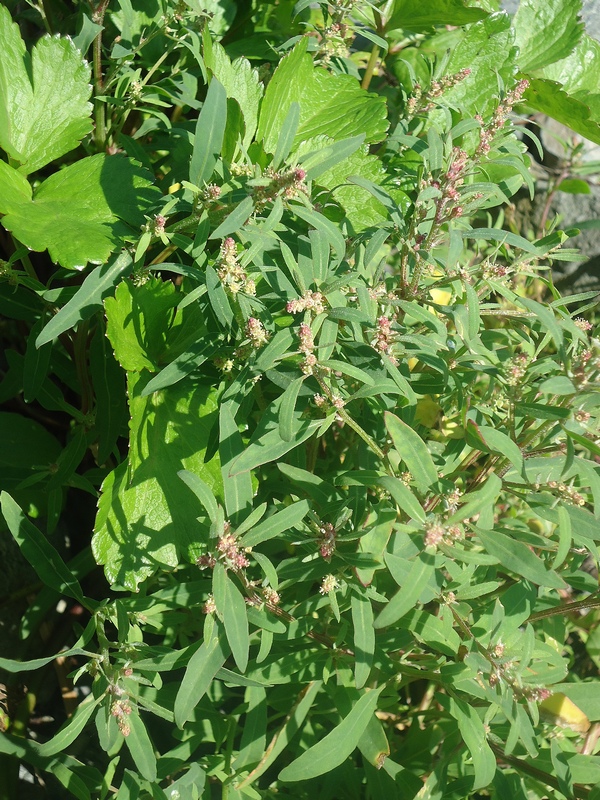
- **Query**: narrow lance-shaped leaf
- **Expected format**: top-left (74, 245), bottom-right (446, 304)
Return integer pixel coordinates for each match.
top-left (124, 707), bottom-right (157, 783)
top-left (1, 492), bottom-right (87, 606)
top-left (351, 593), bottom-right (375, 690)
top-left (213, 563), bottom-right (250, 673)
top-left (384, 412), bottom-right (438, 493)
top-left (190, 77), bottom-right (227, 186)
top-left (36, 251), bottom-right (133, 346)
top-left (279, 685), bottom-right (384, 781)
top-left (374, 550), bottom-right (436, 629)
top-left (174, 620), bottom-right (230, 727)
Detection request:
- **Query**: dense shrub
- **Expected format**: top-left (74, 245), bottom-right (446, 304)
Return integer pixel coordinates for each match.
top-left (1, 1), bottom-right (600, 797)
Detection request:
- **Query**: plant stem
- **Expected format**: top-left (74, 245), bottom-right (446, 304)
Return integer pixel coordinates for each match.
top-left (361, 44), bottom-right (380, 91)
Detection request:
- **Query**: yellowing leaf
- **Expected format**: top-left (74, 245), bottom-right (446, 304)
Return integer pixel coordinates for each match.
top-left (539, 693), bottom-right (590, 733)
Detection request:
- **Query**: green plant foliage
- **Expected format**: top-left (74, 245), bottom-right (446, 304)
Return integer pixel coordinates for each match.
top-left (2, 0), bottom-right (600, 798)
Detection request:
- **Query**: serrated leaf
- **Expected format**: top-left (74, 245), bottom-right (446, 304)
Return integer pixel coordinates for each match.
top-left (384, 412), bottom-right (438, 493)
top-left (279, 685), bottom-right (384, 782)
top-left (36, 251), bottom-right (133, 346)
top-left (441, 12), bottom-right (518, 118)
top-left (258, 37), bottom-right (388, 155)
top-left (513, 0), bottom-right (583, 73)
top-left (0, 6), bottom-right (92, 174)
top-left (524, 76), bottom-right (600, 145)
top-left (105, 278), bottom-right (180, 372)
top-left (387, 0), bottom-right (488, 32)
top-left (92, 374), bottom-right (221, 590)
top-left (0, 155), bottom-right (161, 269)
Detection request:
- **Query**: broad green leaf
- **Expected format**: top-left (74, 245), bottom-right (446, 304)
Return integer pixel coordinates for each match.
top-left (351, 593), bottom-right (375, 689)
top-left (240, 500), bottom-right (310, 547)
top-left (273, 102), bottom-right (301, 170)
top-left (384, 411), bottom-right (438, 493)
top-left (513, 0), bottom-right (583, 72)
top-left (476, 527), bottom-right (566, 589)
top-left (36, 250), bottom-right (133, 346)
top-left (374, 550), bottom-right (436, 628)
top-left (442, 13), bottom-right (518, 118)
top-left (279, 685), bottom-right (384, 782)
top-left (300, 134), bottom-right (365, 180)
top-left (220, 401), bottom-right (253, 525)
top-left (1, 492), bottom-right (86, 605)
top-left (39, 696), bottom-right (102, 757)
top-left (205, 43), bottom-right (263, 148)
top-left (92, 374), bottom-right (221, 590)
top-left (438, 694), bottom-right (496, 790)
top-left (174, 621), bottom-right (230, 727)
top-left (190, 77), bottom-right (227, 186)
top-left (387, 0), bottom-right (488, 32)
top-left (557, 178), bottom-right (591, 194)
top-left (257, 37), bottom-right (388, 155)
top-left (141, 337), bottom-right (218, 395)
top-left (213, 564), bottom-right (250, 673)
top-left (0, 6), bottom-right (92, 173)
top-left (105, 278), bottom-right (180, 372)
top-left (528, 33), bottom-right (600, 144)
top-left (524, 77), bottom-right (600, 145)
top-left (0, 155), bottom-right (161, 269)
top-left (124, 707), bottom-right (157, 783)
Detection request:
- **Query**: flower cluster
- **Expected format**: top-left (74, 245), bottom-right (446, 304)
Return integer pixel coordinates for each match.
top-left (110, 698), bottom-right (132, 737)
top-left (318, 522), bottom-right (337, 560)
top-left (476, 79), bottom-right (529, 157)
top-left (504, 352), bottom-right (529, 387)
top-left (216, 531), bottom-right (251, 570)
top-left (245, 317), bottom-right (269, 348)
top-left (217, 237), bottom-right (255, 295)
top-left (319, 574), bottom-right (340, 594)
top-left (547, 481), bottom-right (586, 507)
top-left (253, 167), bottom-right (308, 207)
top-left (298, 322), bottom-right (317, 375)
top-left (287, 290), bottom-right (326, 315)
top-left (201, 183), bottom-right (222, 203)
top-left (424, 521), bottom-right (464, 549)
top-left (407, 69), bottom-right (471, 116)
top-left (263, 586), bottom-right (280, 605)
top-left (372, 315), bottom-right (397, 363)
